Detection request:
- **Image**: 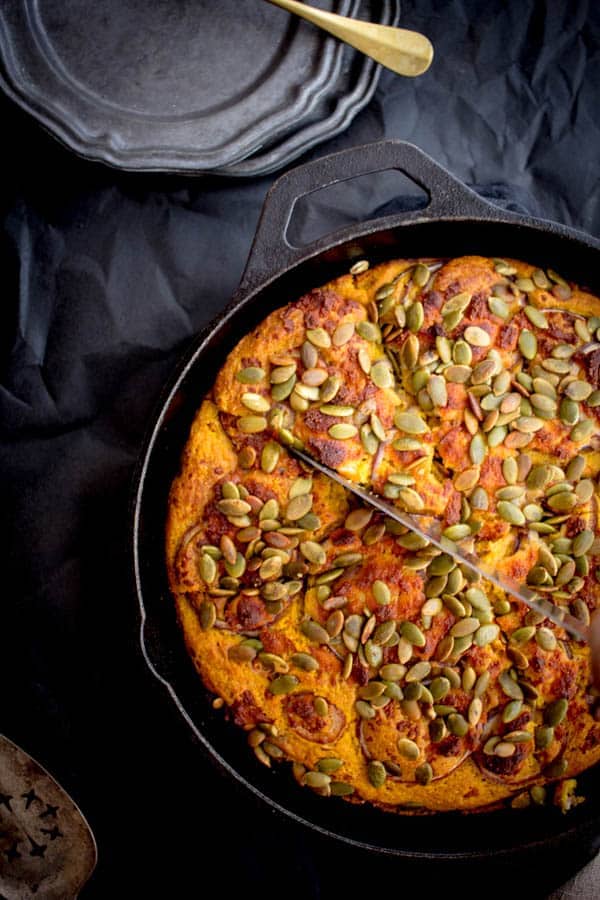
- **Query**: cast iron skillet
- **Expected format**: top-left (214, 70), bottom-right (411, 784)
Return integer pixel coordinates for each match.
top-left (132, 141), bottom-right (600, 875)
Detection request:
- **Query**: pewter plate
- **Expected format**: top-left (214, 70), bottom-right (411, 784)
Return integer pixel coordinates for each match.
top-left (0, 0), bottom-right (353, 172)
top-left (220, 0), bottom-right (400, 177)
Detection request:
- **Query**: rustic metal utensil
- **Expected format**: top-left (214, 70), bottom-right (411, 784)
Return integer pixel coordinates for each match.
top-left (289, 444), bottom-right (591, 643)
top-left (0, 734), bottom-right (97, 899)
top-left (264, 0), bottom-right (433, 76)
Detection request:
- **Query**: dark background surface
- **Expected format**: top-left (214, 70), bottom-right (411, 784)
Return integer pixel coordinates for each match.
top-left (1, 1), bottom-right (599, 896)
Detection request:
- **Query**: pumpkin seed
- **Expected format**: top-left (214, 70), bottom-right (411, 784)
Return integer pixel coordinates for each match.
top-left (397, 488), bottom-right (425, 512)
top-left (316, 758), bottom-right (343, 775)
top-left (412, 263), bottom-right (430, 286)
top-left (355, 700), bottom-right (376, 719)
top-left (372, 580), bottom-right (391, 605)
top-left (333, 321), bottom-right (355, 346)
top-left (306, 327), bottom-right (331, 349)
top-left (330, 781), bottom-right (355, 796)
top-left (291, 652), bottom-right (319, 672)
top-left (350, 259), bottom-right (369, 275)
top-left (360, 425), bottom-right (378, 455)
top-left (238, 415), bottom-right (267, 434)
top-left (565, 380), bottom-right (593, 402)
top-left (320, 375), bottom-right (341, 403)
top-left (587, 389), bottom-right (600, 406)
top-left (544, 698), bottom-right (568, 727)
top-left (301, 340), bottom-right (318, 369)
top-left (468, 697), bottom-right (483, 726)
top-left (488, 296), bottom-right (510, 319)
top-left (469, 433), bottom-right (486, 465)
top-left (536, 627), bottom-right (557, 652)
top-left (415, 762), bottom-right (433, 785)
top-left (499, 669), bottom-right (524, 700)
top-left (299, 541), bottom-right (326, 565)
top-left (464, 326), bottom-right (491, 347)
top-left (442, 291), bottom-right (471, 315)
top-left (470, 487), bottom-right (489, 510)
top-left (357, 321), bottom-right (381, 342)
top-left (511, 626), bottom-right (536, 644)
top-left (497, 501), bottom-right (526, 526)
top-left (571, 418), bottom-right (595, 442)
top-left (268, 674), bottom-right (299, 695)
top-left (225, 552), bottom-right (246, 579)
top-left (450, 617), bottom-right (480, 637)
top-left (428, 374), bottom-right (448, 407)
top-left (285, 494), bottom-right (313, 521)
top-left (519, 330), bottom-right (537, 360)
top-left (565, 454), bottom-right (585, 480)
top-left (502, 700), bottom-right (523, 723)
top-left (535, 725), bottom-right (555, 750)
top-left (494, 741), bottom-right (516, 758)
top-left (474, 671), bottom-right (490, 697)
top-left (406, 302), bottom-right (424, 332)
top-left (328, 423), bottom-right (357, 440)
top-left (237, 366), bottom-right (265, 384)
top-left (301, 619), bottom-right (330, 643)
top-left (502, 457), bottom-right (518, 484)
top-left (345, 508), bottom-right (373, 531)
top-left (547, 491), bottom-right (577, 512)
top-left (241, 392), bottom-right (271, 413)
top-left (198, 599), bottom-right (216, 630)
top-left (405, 661), bottom-right (431, 682)
top-left (199, 554), bottom-right (218, 584)
top-left (400, 621), bottom-right (426, 647)
top-left (373, 621), bottom-right (397, 646)
top-left (371, 360), bottom-right (395, 389)
top-left (368, 760), bottom-right (387, 788)
top-left (397, 738), bottom-right (420, 759)
top-left (474, 623), bottom-right (500, 646)
top-left (524, 306), bottom-right (549, 328)
top-left (401, 334), bottom-right (420, 370)
top-left (447, 713), bottom-right (469, 737)
top-left (532, 268), bottom-right (551, 289)
top-left (445, 364), bottom-right (472, 383)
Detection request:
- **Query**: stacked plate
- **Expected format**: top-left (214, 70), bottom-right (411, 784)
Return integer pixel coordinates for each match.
top-left (0, 0), bottom-right (399, 176)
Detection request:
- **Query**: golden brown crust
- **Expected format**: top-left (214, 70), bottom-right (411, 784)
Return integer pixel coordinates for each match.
top-left (166, 255), bottom-right (600, 813)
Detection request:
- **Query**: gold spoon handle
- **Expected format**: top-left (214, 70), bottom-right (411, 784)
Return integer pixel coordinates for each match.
top-left (264, 0), bottom-right (433, 77)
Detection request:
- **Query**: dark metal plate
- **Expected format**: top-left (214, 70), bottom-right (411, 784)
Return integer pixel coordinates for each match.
top-left (220, 0), bottom-right (400, 177)
top-left (0, 0), bottom-right (354, 172)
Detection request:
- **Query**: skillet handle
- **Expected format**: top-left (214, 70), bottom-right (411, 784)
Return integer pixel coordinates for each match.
top-left (239, 140), bottom-right (512, 293)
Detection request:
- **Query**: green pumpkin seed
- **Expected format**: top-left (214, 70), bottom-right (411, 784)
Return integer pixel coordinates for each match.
top-left (447, 713), bottom-right (469, 737)
top-left (317, 757), bottom-right (344, 774)
top-left (441, 292), bottom-right (471, 317)
top-left (237, 366), bottom-right (265, 384)
top-left (379, 664), bottom-right (406, 682)
top-left (372, 580), bottom-right (391, 605)
top-left (587, 389), bottom-right (600, 407)
top-left (328, 423), bottom-right (358, 440)
top-left (565, 380), bottom-right (593, 402)
top-left (360, 424), bottom-right (378, 455)
top-left (199, 554), bottom-right (218, 584)
top-left (259, 441), bottom-right (279, 474)
top-left (450, 617), bottom-right (480, 637)
top-left (535, 725), bottom-right (555, 750)
top-left (544, 698), bottom-right (568, 727)
top-left (494, 741), bottom-right (516, 758)
top-left (286, 494), bottom-right (313, 521)
top-left (238, 415), bottom-right (268, 434)
top-left (571, 418), bottom-right (595, 442)
top-left (469, 433), bottom-right (486, 465)
top-left (350, 259), bottom-right (369, 275)
top-left (302, 340), bottom-right (318, 368)
top-left (547, 491), bottom-right (577, 512)
top-left (499, 669), bottom-right (523, 700)
top-left (532, 268), bottom-right (551, 289)
top-left (488, 296), bottom-right (510, 319)
top-left (536, 627), bottom-right (557, 652)
top-left (241, 392), bottom-right (270, 413)
top-left (299, 540), bottom-right (326, 565)
top-left (371, 360), bottom-right (395, 389)
top-left (559, 398), bottom-right (579, 426)
top-left (519, 330), bottom-right (537, 360)
top-left (355, 700), bottom-right (376, 720)
top-left (306, 327), bottom-right (331, 349)
top-left (407, 301), bottom-right (424, 333)
top-left (366, 760), bottom-right (387, 789)
top-left (524, 306), bottom-right (549, 328)
top-left (357, 321), bottom-right (381, 342)
top-left (268, 674), bottom-right (299, 695)
top-left (401, 334), bottom-right (420, 370)
top-left (291, 652), bottom-right (319, 672)
top-left (397, 738), bottom-right (420, 760)
top-left (301, 619), bottom-right (330, 644)
top-left (497, 501), bottom-right (526, 526)
top-left (565, 454), bottom-right (585, 482)
top-left (412, 263), bottom-right (430, 286)
top-left (405, 661), bottom-right (431, 682)
top-left (397, 488), bottom-right (425, 512)
top-left (474, 623), bottom-right (500, 646)
top-left (320, 375), bottom-right (341, 403)
top-left (445, 364), bottom-right (472, 383)
top-left (400, 621), bottom-right (426, 647)
top-left (474, 671), bottom-right (490, 697)
top-left (415, 762), bottom-right (433, 785)
top-left (572, 529), bottom-right (594, 557)
top-left (464, 326), bottom-right (491, 347)
top-left (333, 321), bottom-right (355, 346)
top-left (271, 375), bottom-right (296, 401)
top-left (373, 621), bottom-right (397, 646)
top-left (199, 600), bottom-right (216, 630)
top-left (330, 781), bottom-right (355, 796)
top-left (502, 457), bottom-right (518, 485)
top-left (502, 700), bottom-right (523, 723)
top-left (511, 626), bottom-right (536, 644)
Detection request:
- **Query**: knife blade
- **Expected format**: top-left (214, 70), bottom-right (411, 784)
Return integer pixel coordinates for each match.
top-left (289, 445), bottom-right (590, 643)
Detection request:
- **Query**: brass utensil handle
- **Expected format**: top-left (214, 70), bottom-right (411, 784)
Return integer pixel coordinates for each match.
top-left (264, 0), bottom-right (433, 77)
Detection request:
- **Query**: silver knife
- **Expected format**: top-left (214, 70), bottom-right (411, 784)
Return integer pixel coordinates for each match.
top-left (289, 445), bottom-right (590, 643)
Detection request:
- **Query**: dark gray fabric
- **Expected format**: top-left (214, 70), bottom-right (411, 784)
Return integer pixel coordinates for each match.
top-left (1, 1), bottom-right (599, 895)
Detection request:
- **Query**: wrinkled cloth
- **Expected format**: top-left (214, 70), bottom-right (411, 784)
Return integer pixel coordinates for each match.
top-left (1, 1), bottom-right (599, 896)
